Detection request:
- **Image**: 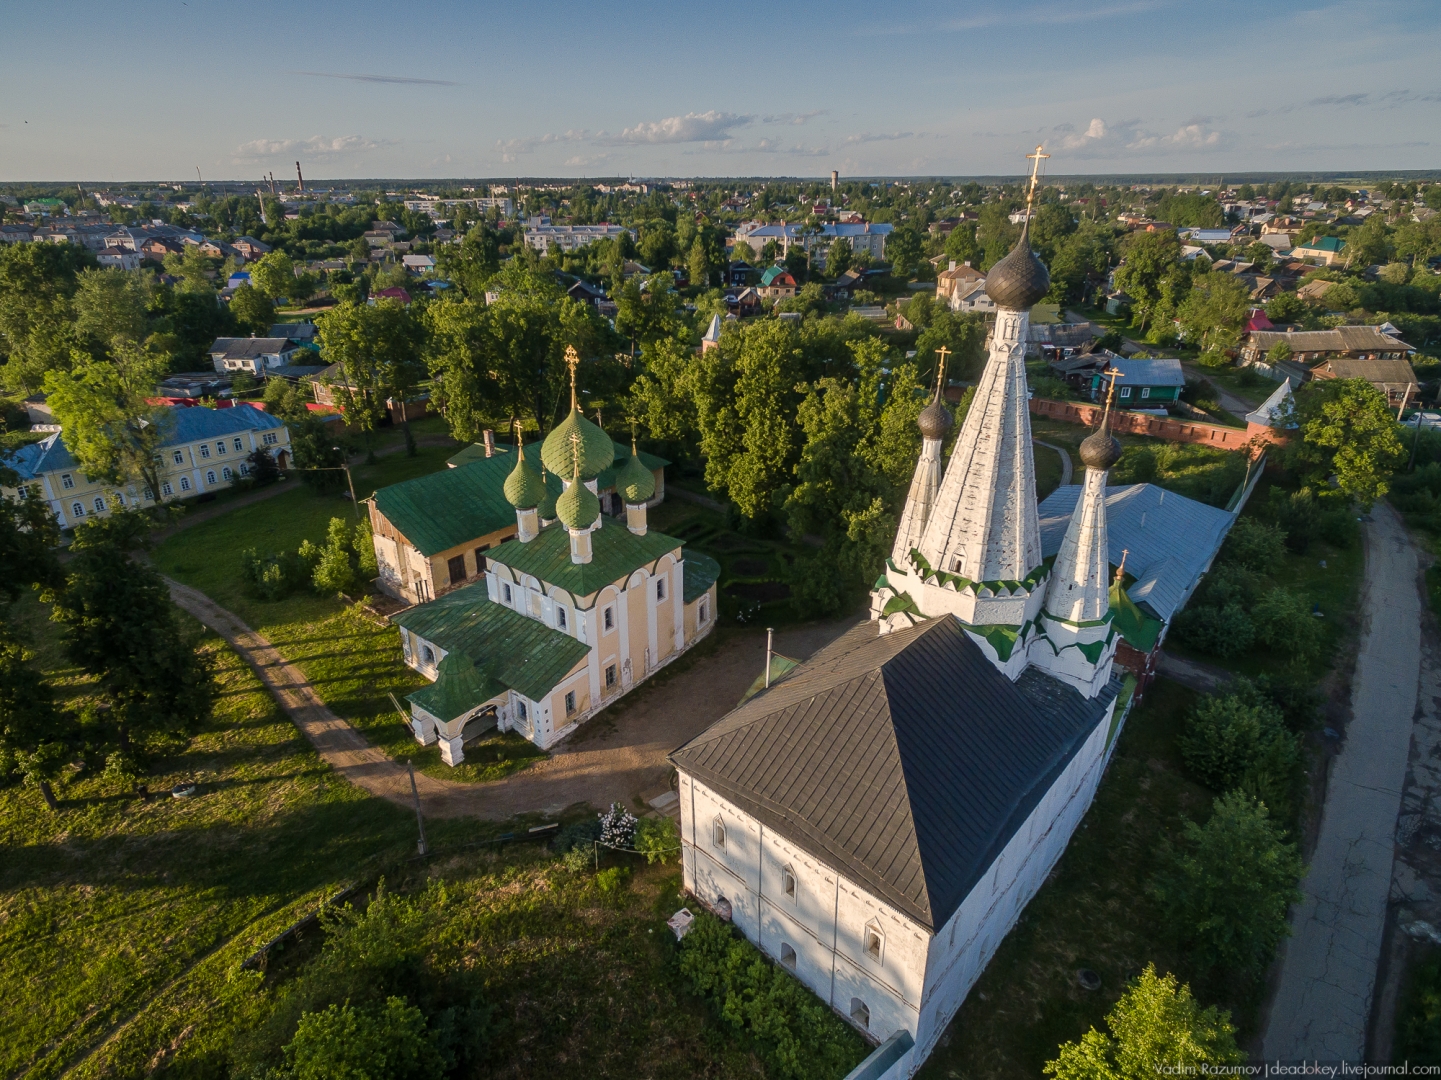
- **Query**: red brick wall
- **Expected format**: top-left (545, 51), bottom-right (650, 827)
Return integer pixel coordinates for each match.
top-left (1028, 398), bottom-right (1282, 454)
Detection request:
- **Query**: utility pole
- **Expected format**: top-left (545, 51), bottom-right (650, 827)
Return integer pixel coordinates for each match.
top-left (407, 760), bottom-right (428, 856)
top-left (333, 446), bottom-right (359, 519)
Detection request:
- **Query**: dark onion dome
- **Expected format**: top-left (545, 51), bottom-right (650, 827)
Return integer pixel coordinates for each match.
top-left (541, 407), bottom-right (614, 480)
top-left (502, 447), bottom-right (546, 509)
top-left (917, 394), bottom-right (953, 441)
top-left (556, 475), bottom-right (600, 530)
top-left (984, 224), bottom-right (1051, 311)
top-left (1079, 425), bottom-right (1122, 470)
top-left (617, 445), bottom-right (656, 504)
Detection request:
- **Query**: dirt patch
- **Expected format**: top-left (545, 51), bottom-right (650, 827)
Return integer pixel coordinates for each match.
top-left (727, 580), bottom-right (792, 602)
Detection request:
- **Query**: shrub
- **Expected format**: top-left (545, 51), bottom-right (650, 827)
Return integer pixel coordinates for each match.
top-left (635, 815), bottom-right (680, 865)
top-left (239, 547), bottom-right (314, 602)
top-left (678, 912), bottom-right (866, 1080)
top-left (1197, 346), bottom-right (1231, 369)
top-left (312, 517), bottom-right (363, 597)
top-left (598, 801), bottom-right (637, 848)
top-left (285, 996), bottom-right (441, 1080)
top-left (1396, 951), bottom-right (1441, 1065)
top-left (1044, 965), bottom-right (1241, 1079)
top-left (552, 817), bottom-right (600, 855)
top-left (1180, 687), bottom-right (1301, 817)
top-left (1252, 586), bottom-right (1324, 660)
top-left (1221, 516), bottom-right (1286, 571)
top-left (1149, 791), bottom-right (1303, 980)
top-left (1173, 602), bottom-right (1254, 658)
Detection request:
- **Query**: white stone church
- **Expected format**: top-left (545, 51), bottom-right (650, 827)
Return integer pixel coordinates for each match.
top-left (670, 221), bottom-right (1133, 1077)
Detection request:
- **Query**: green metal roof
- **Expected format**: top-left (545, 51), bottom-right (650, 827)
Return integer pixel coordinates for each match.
top-left (760, 265), bottom-right (792, 287)
top-left (487, 522), bottom-right (682, 601)
top-left (407, 652), bottom-right (508, 724)
top-left (373, 450), bottom-right (544, 557)
top-left (394, 581), bottom-right (591, 702)
top-left (683, 549), bottom-right (721, 603)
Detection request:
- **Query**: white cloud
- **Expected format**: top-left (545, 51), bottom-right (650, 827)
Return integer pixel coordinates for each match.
top-left (845, 131), bottom-right (917, 144)
top-left (605, 111), bottom-right (752, 144)
top-left (495, 131), bottom-right (589, 162)
top-left (234, 135), bottom-right (387, 161)
top-left (1044, 116), bottom-right (1228, 158)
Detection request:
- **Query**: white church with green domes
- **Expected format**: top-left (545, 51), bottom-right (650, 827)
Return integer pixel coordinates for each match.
top-left (391, 350), bottom-right (720, 764)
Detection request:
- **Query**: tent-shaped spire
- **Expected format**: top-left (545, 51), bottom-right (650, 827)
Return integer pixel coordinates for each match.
top-left (891, 348), bottom-right (953, 565)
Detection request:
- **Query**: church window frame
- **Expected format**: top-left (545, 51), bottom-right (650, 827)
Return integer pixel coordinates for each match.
top-left (603, 604), bottom-right (614, 632)
top-left (863, 921), bottom-right (885, 965)
top-left (712, 817), bottom-right (726, 851)
top-left (656, 576), bottom-right (666, 602)
top-left (420, 644), bottom-right (435, 666)
top-left (564, 690), bottom-right (576, 715)
top-left (699, 597), bottom-right (709, 625)
top-left (605, 663), bottom-right (616, 689)
top-left (781, 865), bottom-right (796, 900)
top-left (779, 942), bottom-right (797, 970)
top-left (502, 582), bottom-right (513, 604)
top-left (556, 606), bottom-right (567, 631)
top-left (516, 698), bottom-right (528, 723)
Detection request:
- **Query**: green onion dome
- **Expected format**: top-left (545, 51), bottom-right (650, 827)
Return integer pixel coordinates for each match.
top-left (556, 476), bottom-right (600, 530)
top-left (536, 472), bottom-right (558, 521)
top-left (616, 447), bottom-right (656, 505)
top-left (502, 449), bottom-right (546, 509)
top-left (541, 408), bottom-right (614, 480)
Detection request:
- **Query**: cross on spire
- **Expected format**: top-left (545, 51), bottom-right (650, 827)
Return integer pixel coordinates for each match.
top-left (933, 345), bottom-right (951, 398)
top-left (1100, 365), bottom-right (1124, 425)
top-left (568, 428), bottom-right (582, 479)
top-left (1025, 144), bottom-right (1050, 223)
top-left (564, 344), bottom-right (580, 411)
top-left (1114, 548), bottom-right (1129, 585)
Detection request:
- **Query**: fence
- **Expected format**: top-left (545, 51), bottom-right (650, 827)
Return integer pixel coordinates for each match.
top-left (1028, 397), bottom-right (1282, 454)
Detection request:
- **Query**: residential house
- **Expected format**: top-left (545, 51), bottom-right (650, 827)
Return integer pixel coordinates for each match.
top-left (1094, 356), bottom-right (1185, 407)
top-left (1311, 357), bottom-right (1418, 407)
top-left (401, 254), bottom-right (436, 273)
top-left (758, 266), bottom-right (798, 300)
top-left (1182, 225), bottom-right (1248, 244)
top-left (1291, 235), bottom-right (1345, 266)
top-left (232, 236), bottom-right (271, 261)
top-left (268, 322), bottom-right (317, 343)
top-left (726, 261), bottom-right (755, 286)
top-left (370, 287), bottom-right (413, 306)
top-left (0, 406), bottom-right (291, 528)
top-left (935, 261), bottom-right (985, 307)
top-left (825, 269), bottom-right (865, 303)
top-left (1239, 325), bottom-right (1415, 365)
top-left (208, 336), bottom-right (304, 374)
top-left (95, 249), bottom-right (143, 271)
top-left (1296, 280), bottom-right (1332, 303)
top-left (567, 280), bottom-right (607, 307)
top-left (723, 287), bottom-right (763, 317)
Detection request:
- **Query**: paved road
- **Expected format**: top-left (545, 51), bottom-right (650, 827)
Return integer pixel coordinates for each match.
top-left (1262, 502), bottom-right (1422, 1062)
top-left (166, 576), bottom-right (856, 821)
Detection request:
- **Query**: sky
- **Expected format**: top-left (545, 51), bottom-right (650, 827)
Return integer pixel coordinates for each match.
top-left (1, 0), bottom-right (1438, 182)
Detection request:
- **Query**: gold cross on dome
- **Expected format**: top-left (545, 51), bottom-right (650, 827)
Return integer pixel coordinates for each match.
top-left (1100, 365), bottom-right (1124, 422)
top-left (934, 345), bottom-right (951, 393)
top-left (564, 344), bottom-right (580, 410)
top-left (1025, 144), bottom-right (1050, 221)
top-left (1114, 548), bottom-right (1130, 584)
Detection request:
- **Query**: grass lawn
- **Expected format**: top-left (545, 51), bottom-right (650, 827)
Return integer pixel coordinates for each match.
top-left (1193, 363), bottom-right (1276, 412)
top-left (916, 678), bottom-right (1233, 1080)
top-left (0, 593), bottom-right (471, 1080)
top-left (1033, 439), bottom-right (1067, 499)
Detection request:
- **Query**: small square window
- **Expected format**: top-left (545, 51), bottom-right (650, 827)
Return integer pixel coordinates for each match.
top-left (199, 444), bottom-right (210, 458)
top-left (779, 942), bottom-right (797, 969)
top-left (605, 663), bottom-right (616, 688)
top-left (172, 450), bottom-right (184, 464)
top-left (61, 473), bottom-right (74, 489)
top-left (603, 606), bottom-right (614, 631)
top-left (564, 690), bottom-right (576, 715)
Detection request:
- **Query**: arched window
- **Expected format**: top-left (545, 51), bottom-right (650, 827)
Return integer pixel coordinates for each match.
top-left (205, 470), bottom-right (216, 485)
top-left (850, 998), bottom-right (870, 1030)
top-left (179, 476), bottom-right (191, 491)
top-left (779, 942), bottom-right (797, 969)
top-left (72, 502), bottom-right (84, 517)
top-left (221, 467), bottom-right (232, 480)
top-left (712, 817), bottom-right (726, 850)
top-left (93, 497), bottom-right (106, 513)
top-left (421, 645), bottom-right (435, 665)
top-left (782, 865), bottom-right (796, 899)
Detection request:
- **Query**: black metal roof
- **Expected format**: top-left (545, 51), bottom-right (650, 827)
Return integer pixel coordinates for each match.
top-left (669, 617), bottom-right (1118, 932)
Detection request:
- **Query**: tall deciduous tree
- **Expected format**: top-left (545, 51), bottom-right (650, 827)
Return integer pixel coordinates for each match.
top-left (0, 629), bottom-right (73, 811)
top-left (42, 344), bottom-right (172, 506)
top-left (0, 241), bottom-right (88, 393)
top-left (229, 283), bottom-right (276, 335)
top-left (1177, 270), bottom-right (1251, 352)
top-left (73, 268), bottom-right (154, 348)
top-left (316, 299), bottom-right (427, 452)
top-left (49, 513), bottom-right (213, 791)
top-left (1285, 377), bottom-right (1405, 506)
top-left (1044, 965), bottom-right (1241, 1079)
top-left (1112, 231), bottom-right (1187, 334)
top-left (248, 250), bottom-right (297, 302)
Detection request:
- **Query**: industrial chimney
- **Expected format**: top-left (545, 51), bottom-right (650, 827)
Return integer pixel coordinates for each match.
top-left (296, 161), bottom-right (305, 192)
top-left (831, 170), bottom-right (838, 192)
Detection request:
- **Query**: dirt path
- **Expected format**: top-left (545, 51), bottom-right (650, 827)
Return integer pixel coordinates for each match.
top-left (165, 576), bottom-right (857, 820)
top-left (1033, 440), bottom-right (1072, 487)
top-left (1262, 502), bottom-right (1423, 1063)
top-left (1180, 358), bottom-right (1257, 417)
